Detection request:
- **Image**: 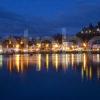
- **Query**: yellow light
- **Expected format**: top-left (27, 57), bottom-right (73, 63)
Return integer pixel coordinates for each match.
top-left (54, 44), bottom-right (58, 48)
top-left (15, 55), bottom-right (20, 72)
top-left (52, 54), bottom-right (59, 71)
top-left (9, 41), bottom-right (11, 44)
top-left (97, 48), bottom-right (99, 51)
top-left (62, 54), bottom-right (68, 71)
top-left (71, 54), bottom-right (74, 66)
top-left (37, 43), bottom-right (41, 48)
top-left (96, 54), bottom-right (100, 63)
top-left (66, 54), bottom-right (70, 67)
top-left (46, 54), bottom-right (49, 70)
top-left (8, 56), bottom-right (13, 72)
top-left (15, 44), bottom-right (20, 52)
top-left (83, 43), bottom-right (87, 47)
top-left (55, 54), bottom-right (58, 71)
top-left (20, 41), bottom-right (23, 44)
top-left (83, 53), bottom-right (87, 70)
top-left (66, 47), bottom-right (70, 50)
top-left (72, 45), bottom-right (74, 48)
top-left (37, 54), bottom-right (41, 71)
top-left (46, 44), bottom-right (49, 48)
top-left (20, 55), bottom-right (24, 73)
top-left (16, 44), bottom-right (19, 48)
top-left (71, 45), bottom-right (74, 50)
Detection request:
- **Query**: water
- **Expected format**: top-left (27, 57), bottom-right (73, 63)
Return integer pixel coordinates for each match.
top-left (0, 53), bottom-right (100, 100)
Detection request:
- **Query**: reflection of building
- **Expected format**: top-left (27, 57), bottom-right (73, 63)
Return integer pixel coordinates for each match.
top-left (1, 54), bottom-right (99, 80)
top-left (0, 44), bottom-right (2, 53)
top-left (92, 54), bottom-right (100, 63)
top-left (0, 55), bottom-right (3, 68)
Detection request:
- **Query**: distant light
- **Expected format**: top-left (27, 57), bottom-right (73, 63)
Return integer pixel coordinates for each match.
top-left (16, 44), bottom-right (19, 48)
top-left (37, 43), bottom-right (41, 48)
top-left (9, 41), bottom-right (12, 44)
top-left (15, 44), bottom-right (20, 52)
top-left (0, 49), bottom-right (2, 53)
top-left (83, 43), bottom-right (87, 47)
top-left (97, 28), bottom-right (100, 32)
top-left (20, 41), bottom-right (23, 44)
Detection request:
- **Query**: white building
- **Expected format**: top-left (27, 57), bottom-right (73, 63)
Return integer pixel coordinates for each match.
top-left (62, 42), bottom-right (70, 51)
top-left (52, 41), bottom-right (59, 51)
top-left (92, 44), bottom-right (100, 50)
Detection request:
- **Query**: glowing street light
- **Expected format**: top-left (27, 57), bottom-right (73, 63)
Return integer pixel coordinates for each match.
top-left (16, 44), bottom-right (20, 48)
top-left (9, 40), bottom-right (12, 45)
top-left (37, 43), bottom-right (41, 48)
top-left (83, 43), bottom-right (87, 48)
top-left (20, 41), bottom-right (23, 45)
top-left (15, 44), bottom-right (20, 52)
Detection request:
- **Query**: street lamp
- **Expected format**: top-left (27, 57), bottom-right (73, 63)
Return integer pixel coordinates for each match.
top-left (15, 44), bottom-right (20, 52)
top-left (16, 44), bottom-right (20, 48)
top-left (83, 43), bottom-right (88, 51)
top-left (83, 43), bottom-right (87, 48)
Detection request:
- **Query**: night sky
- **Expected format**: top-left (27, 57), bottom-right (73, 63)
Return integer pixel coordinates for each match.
top-left (0, 0), bottom-right (100, 36)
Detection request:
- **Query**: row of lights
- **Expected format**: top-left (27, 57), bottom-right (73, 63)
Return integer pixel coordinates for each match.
top-left (81, 28), bottom-right (100, 34)
top-left (0, 41), bottom-right (99, 53)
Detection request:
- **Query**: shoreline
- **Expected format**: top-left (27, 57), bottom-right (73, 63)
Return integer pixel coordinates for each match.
top-left (0, 51), bottom-right (100, 55)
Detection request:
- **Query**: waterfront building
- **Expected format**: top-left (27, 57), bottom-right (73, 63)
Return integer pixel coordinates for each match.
top-left (62, 42), bottom-right (70, 51)
top-left (52, 41), bottom-right (61, 52)
top-left (41, 39), bottom-right (52, 52)
top-left (92, 44), bottom-right (100, 51)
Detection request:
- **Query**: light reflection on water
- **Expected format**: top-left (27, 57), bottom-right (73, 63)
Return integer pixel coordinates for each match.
top-left (0, 53), bottom-right (100, 80)
top-left (0, 55), bottom-right (3, 69)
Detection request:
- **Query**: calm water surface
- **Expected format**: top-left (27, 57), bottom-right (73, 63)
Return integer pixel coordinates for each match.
top-left (0, 53), bottom-right (100, 100)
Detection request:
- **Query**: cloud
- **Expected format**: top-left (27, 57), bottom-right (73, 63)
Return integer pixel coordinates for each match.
top-left (0, 0), bottom-right (100, 36)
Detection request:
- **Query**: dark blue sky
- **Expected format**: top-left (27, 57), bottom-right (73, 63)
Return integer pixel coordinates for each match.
top-left (0, 0), bottom-right (100, 36)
